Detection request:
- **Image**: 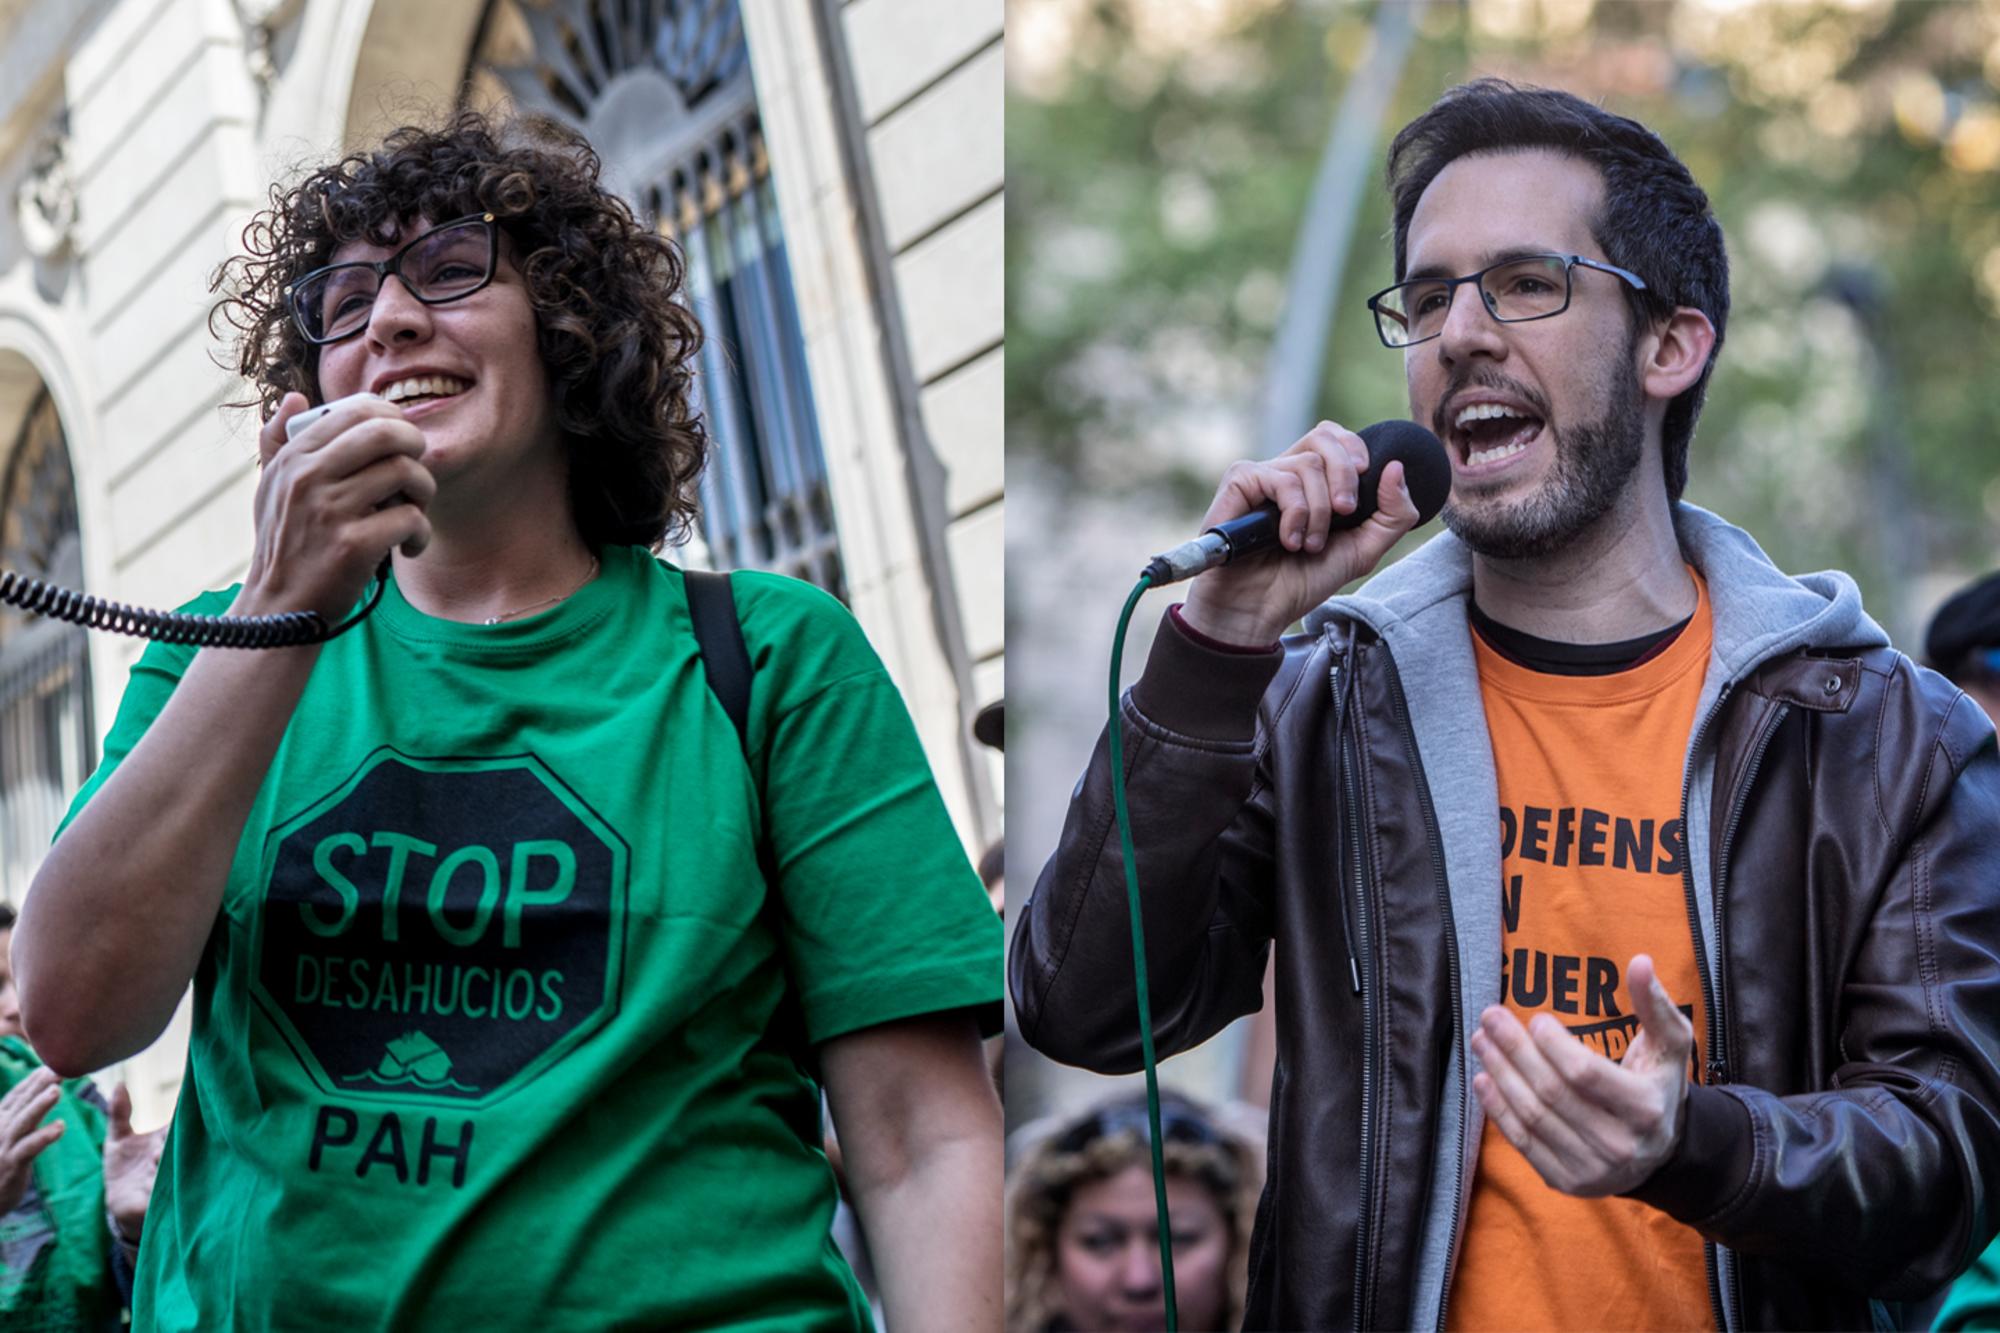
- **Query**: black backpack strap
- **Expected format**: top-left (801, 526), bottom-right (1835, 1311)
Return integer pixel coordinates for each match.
top-left (682, 567), bottom-right (817, 1087)
top-left (684, 568), bottom-right (752, 755)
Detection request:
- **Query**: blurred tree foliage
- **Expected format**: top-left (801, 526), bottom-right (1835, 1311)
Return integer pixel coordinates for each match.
top-left (1007, 0), bottom-right (2000, 643)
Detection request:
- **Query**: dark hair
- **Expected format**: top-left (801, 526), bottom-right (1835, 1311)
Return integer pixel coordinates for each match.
top-left (209, 108), bottom-right (707, 548)
top-left (0, 903), bottom-right (14, 931)
top-left (1924, 570), bottom-right (2000, 683)
top-left (1386, 79), bottom-right (1729, 502)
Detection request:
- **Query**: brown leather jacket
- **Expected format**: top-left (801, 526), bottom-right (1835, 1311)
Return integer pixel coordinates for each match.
top-left (1012, 508), bottom-right (2000, 1331)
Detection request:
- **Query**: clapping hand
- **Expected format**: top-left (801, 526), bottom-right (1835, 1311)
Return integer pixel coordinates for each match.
top-left (102, 1084), bottom-right (165, 1244)
top-left (0, 1067), bottom-right (65, 1213)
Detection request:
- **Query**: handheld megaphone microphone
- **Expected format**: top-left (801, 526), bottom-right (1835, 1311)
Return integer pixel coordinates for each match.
top-left (1144, 420), bottom-right (1453, 584)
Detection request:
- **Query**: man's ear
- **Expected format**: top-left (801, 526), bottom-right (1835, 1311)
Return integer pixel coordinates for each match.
top-left (1640, 307), bottom-right (1717, 402)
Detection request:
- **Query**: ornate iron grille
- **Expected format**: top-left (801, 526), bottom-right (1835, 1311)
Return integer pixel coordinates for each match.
top-left (0, 390), bottom-right (93, 907)
top-left (475, 0), bottom-right (843, 595)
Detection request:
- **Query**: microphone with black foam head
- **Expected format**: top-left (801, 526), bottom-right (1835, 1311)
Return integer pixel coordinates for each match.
top-left (1143, 419), bottom-right (1453, 585)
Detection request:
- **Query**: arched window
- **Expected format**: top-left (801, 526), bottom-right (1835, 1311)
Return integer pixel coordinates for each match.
top-left (0, 389), bottom-right (93, 907)
top-left (471, 0), bottom-right (842, 596)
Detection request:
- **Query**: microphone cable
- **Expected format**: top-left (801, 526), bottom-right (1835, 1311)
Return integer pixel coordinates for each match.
top-left (0, 560), bottom-right (389, 648)
top-left (1102, 423), bottom-right (1445, 1330)
top-left (1108, 566), bottom-right (1180, 1331)
top-left (7, 390), bottom-right (427, 647)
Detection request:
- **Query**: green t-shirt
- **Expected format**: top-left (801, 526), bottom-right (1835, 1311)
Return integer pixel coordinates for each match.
top-left (0, 1039), bottom-right (119, 1332)
top-left (60, 548), bottom-right (1001, 1331)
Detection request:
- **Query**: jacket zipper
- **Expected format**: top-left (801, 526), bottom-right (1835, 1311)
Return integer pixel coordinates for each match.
top-left (1331, 660), bottom-right (1364, 996)
top-left (1381, 646), bottom-right (1467, 1329)
top-left (1703, 700), bottom-right (1788, 1333)
top-left (1677, 684), bottom-right (1732, 1333)
top-left (1678, 685), bottom-right (1785, 1333)
top-left (1710, 703), bottom-right (1789, 1084)
top-left (1334, 649), bottom-right (1377, 1333)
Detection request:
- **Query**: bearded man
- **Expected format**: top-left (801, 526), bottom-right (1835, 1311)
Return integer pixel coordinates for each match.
top-left (1011, 79), bottom-right (2000, 1332)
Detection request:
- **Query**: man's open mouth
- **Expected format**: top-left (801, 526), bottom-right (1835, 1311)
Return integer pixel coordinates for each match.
top-left (1449, 401), bottom-right (1545, 467)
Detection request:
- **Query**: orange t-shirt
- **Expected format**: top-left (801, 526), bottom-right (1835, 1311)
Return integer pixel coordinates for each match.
top-left (1446, 571), bottom-right (1715, 1333)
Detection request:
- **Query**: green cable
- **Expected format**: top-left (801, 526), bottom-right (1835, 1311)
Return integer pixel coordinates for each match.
top-left (1108, 570), bottom-right (1178, 1331)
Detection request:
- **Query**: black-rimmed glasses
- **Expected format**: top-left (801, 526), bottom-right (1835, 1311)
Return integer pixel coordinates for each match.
top-left (1367, 253), bottom-right (1649, 349)
top-left (285, 213), bottom-right (500, 346)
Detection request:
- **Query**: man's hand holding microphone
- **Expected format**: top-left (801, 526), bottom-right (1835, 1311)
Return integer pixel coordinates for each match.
top-left (1175, 420), bottom-right (1451, 646)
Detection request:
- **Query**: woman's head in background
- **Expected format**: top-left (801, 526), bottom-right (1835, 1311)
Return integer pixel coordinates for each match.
top-left (1007, 1093), bottom-right (1261, 1333)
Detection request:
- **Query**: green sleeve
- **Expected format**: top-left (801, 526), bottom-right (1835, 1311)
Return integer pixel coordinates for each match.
top-left (60, 1078), bottom-right (108, 1154)
top-left (52, 588), bottom-right (236, 841)
top-left (732, 573), bottom-right (1002, 1044)
top-left (1938, 1235), bottom-right (2000, 1330)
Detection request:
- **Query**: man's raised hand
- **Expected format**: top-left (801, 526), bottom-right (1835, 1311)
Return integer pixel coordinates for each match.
top-left (1469, 954), bottom-right (1696, 1197)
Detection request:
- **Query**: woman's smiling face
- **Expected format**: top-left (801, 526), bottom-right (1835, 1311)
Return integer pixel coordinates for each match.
top-left (314, 216), bottom-right (564, 511)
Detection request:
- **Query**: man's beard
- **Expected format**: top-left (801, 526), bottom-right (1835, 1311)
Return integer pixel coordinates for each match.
top-left (1441, 355), bottom-right (1645, 561)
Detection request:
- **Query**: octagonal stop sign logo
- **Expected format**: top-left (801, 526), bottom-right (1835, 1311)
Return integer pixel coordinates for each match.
top-left (251, 750), bottom-right (628, 1107)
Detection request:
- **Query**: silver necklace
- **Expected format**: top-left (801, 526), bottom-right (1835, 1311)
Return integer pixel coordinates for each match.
top-left (483, 555), bottom-right (599, 625)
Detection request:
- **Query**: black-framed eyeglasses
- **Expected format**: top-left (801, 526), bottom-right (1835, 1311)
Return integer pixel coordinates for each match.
top-left (1051, 1102), bottom-right (1221, 1156)
top-left (1366, 253), bottom-right (1649, 349)
top-left (285, 213), bottom-right (500, 346)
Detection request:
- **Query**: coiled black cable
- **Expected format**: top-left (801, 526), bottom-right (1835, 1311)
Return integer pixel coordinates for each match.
top-left (0, 566), bottom-right (385, 647)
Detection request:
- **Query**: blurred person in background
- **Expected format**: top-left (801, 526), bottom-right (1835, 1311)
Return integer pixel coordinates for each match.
top-left (1924, 571), bottom-right (2000, 727)
top-left (976, 698), bottom-right (1006, 917)
top-left (1005, 1093), bottom-right (1261, 1333)
top-left (0, 903), bottom-right (164, 1329)
top-left (1927, 570), bottom-right (2000, 1332)
top-left (973, 699), bottom-right (1006, 1093)
top-left (1013, 78), bottom-right (2000, 1331)
top-left (979, 840), bottom-right (1005, 913)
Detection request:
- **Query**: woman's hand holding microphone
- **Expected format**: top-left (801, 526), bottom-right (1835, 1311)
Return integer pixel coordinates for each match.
top-left (239, 391), bottom-right (436, 623)
top-left (16, 388), bottom-right (442, 1073)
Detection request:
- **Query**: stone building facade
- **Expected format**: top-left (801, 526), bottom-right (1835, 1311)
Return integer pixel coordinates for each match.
top-left (0, 0), bottom-right (1001, 1122)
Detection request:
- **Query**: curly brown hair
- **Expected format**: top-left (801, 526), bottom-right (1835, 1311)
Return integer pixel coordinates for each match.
top-left (209, 107), bottom-right (707, 548)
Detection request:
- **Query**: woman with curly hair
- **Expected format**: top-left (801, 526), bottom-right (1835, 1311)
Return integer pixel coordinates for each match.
top-left (15, 109), bottom-right (1001, 1330)
top-left (1007, 1095), bottom-right (1262, 1333)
